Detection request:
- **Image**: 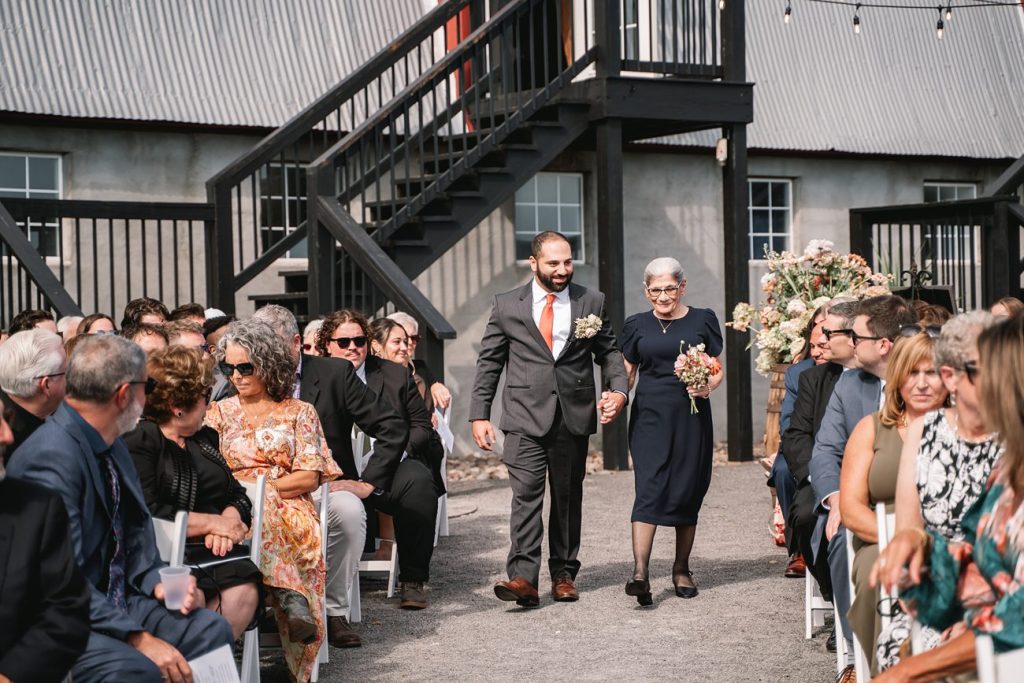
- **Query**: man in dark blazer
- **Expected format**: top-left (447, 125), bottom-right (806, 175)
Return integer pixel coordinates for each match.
top-left (470, 231), bottom-right (629, 607)
top-left (8, 335), bottom-right (233, 683)
top-left (0, 412), bottom-right (90, 683)
top-left (252, 306), bottom-right (410, 643)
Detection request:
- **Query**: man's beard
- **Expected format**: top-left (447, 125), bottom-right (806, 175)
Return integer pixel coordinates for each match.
top-left (116, 399), bottom-right (145, 436)
top-left (537, 269), bottom-right (572, 293)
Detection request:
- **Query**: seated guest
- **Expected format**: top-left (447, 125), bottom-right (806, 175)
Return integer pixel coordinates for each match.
top-left (387, 311), bottom-right (451, 413)
top-left (7, 334), bottom-right (233, 683)
top-left (0, 329), bottom-right (67, 460)
top-left (872, 313), bottom-right (1024, 682)
top-left (77, 313), bottom-right (117, 335)
top-left (913, 302), bottom-right (952, 326)
top-left (319, 312), bottom-right (440, 610)
top-left (0, 409), bottom-right (91, 683)
top-left (8, 309), bottom-right (58, 335)
top-left (123, 322), bottom-right (169, 355)
top-left (870, 311), bottom-right (1002, 670)
top-left (255, 305), bottom-right (409, 649)
top-left (990, 296), bottom-right (1023, 318)
top-left (57, 315), bottom-right (83, 341)
top-left (205, 319), bottom-right (341, 681)
top-left (303, 319), bottom-right (323, 356)
top-left (124, 346), bottom-right (261, 639)
top-left (839, 328), bottom-right (947, 675)
top-left (167, 303), bottom-right (206, 325)
top-left (203, 315), bottom-right (235, 402)
top-left (121, 297), bottom-right (170, 329)
top-left (163, 320), bottom-right (209, 355)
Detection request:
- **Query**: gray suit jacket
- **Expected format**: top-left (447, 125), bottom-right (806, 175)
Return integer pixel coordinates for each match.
top-left (809, 369), bottom-right (882, 507)
top-left (470, 282), bottom-right (628, 438)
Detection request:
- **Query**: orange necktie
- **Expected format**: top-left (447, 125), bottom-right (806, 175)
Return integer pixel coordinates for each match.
top-left (540, 293), bottom-right (555, 352)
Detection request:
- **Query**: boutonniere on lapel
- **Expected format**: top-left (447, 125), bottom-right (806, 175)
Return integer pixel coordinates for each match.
top-left (573, 314), bottom-right (603, 339)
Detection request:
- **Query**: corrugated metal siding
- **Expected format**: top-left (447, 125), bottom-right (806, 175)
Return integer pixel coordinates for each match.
top-left (0, 0), bottom-right (428, 128)
top-left (639, 2), bottom-right (1024, 158)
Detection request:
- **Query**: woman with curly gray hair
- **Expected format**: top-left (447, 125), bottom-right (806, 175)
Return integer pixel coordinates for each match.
top-left (205, 319), bottom-right (341, 682)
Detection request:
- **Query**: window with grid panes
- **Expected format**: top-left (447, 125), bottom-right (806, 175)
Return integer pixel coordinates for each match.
top-left (514, 173), bottom-right (584, 261)
top-left (259, 162), bottom-right (307, 258)
top-left (0, 153), bottom-right (61, 257)
top-left (923, 182), bottom-right (976, 203)
top-left (748, 178), bottom-right (792, 260)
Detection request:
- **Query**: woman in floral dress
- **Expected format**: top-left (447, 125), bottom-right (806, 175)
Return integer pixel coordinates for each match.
top-left (873, 313), bottom-right (1024, 682)
top-left (206, 319), bottom-right (341, 683)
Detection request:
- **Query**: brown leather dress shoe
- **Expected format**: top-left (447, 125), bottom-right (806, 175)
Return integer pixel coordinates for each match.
top-left (785, 553), bottom-right (806, 578)
top-left (494, 576), bottom-right (540, 608)
top-left (327, 615), bottom-right (362, 648)
top-left (551, 575), bottom-right (579, 602)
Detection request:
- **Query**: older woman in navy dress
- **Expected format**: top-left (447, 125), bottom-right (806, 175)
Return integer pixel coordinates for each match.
top-left (621, 257), bottom-right (724, 606)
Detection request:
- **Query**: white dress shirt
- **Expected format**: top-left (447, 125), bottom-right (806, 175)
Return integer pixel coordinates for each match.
top-left (531, 279), bottom-right (571, 357)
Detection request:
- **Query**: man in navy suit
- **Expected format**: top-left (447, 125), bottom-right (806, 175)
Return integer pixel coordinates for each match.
top-left (809, 295), bottom-right (917, 677)
top-left (8, 335), bottom-right (232, 683)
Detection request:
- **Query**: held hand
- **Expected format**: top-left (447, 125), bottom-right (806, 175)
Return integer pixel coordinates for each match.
top-left (430, 382), bottom-right (452, 410)
top-left (869, 529), bottom-right (930, 594)
top-left (154, 575), bottom-right (198, 615)
top-left (599, 391), bottom-right (626, 424)
top-left (825, 502), bottom-right (843, 542)
top-left (329, 479), bottom-right (375, 499)
top-left (212, 513), bottom-right (248, 544)
top-left (687, 385), bottom-right (711, 400)
top-left (129, 632), bottom-right (193, 683)
top-left (472, 420), bottom-right (497, 451)
top-left (205, 533), bottom-right (234, 557)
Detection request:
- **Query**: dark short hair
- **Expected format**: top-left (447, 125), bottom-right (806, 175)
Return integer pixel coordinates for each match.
top-left (122, 322), bottom-right (170, 344)
top-left (164, 319), bottom-right (205, 345)
top-left (8, 309), bottom-right (54, 335)
top-left (77, 312), bottom-right (117, 335)
top-left (316, 309), bottom-right (370, 357)
top-left (168, 302), bottom-right (206, 322)
top-left (530, 231), bottom-right (571, 259)
top-left (202, 315), bottom-right (234, 338)
top-left (121, 297), bottom-right (170, 329)
top-left (857, 295), bottom-right (918, 341)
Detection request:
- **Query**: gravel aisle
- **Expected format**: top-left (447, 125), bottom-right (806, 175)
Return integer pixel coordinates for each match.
top-left (272, 462), bottom-right (835, 681)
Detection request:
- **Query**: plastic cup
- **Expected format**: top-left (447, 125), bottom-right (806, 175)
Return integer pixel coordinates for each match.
top-left (158, 566), bottom-right (192, 610)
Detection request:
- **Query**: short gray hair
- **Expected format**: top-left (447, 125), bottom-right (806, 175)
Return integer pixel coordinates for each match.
top-left (829, 300), bottom-right (861, 327)
top-left (934, 310), bottom-right (998, 369)
top-left (56, 316), bottom-right (83, 338)
top-left (387, 311), bottom-right (419, 335)
top-left (251, 304), bottom-right (299, 341)
top-left (67, 334), bottom-right (146, 402)
top-left (643, 257), bottom-right (685, 286)
top-left (302, 319), bottom-right (323, 345)
top-left (0, 329), bottom-right (65, 398)
top-left (219, 319), bottom-right (297, 402)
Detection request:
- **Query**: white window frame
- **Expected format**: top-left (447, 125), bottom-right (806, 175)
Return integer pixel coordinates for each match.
top-left (514, 172), bottom-right (585, 262)
top-left (923, 181), bottom-right (977, 203)
top-left (748, 177), bottom-right (792, 261)
top-left (0, 152), bottom-right (63, 258)
top-left (920, 182), bottom-right (981, 308)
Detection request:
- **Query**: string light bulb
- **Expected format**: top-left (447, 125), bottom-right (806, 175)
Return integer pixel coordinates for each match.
top-left (719, 0), bottom-right (725, 10)
top-left (945, 5), bottom-right (952, 21)
top-left (936, 7), bottom-right (944, 39)
top-left (784, 2), bottom-right (792, 23)
top-left (853, 4), bottom-right (861, 34)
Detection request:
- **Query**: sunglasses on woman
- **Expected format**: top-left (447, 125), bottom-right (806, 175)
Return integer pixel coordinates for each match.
top-left (962, 360), bottom-right (980, 384)
top-left (330, 336), bottom-right (367, 349)
top-left (218, 361), bottom-right (256, 377)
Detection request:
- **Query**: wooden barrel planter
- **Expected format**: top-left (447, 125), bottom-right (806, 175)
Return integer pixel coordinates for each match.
top-left (763, 363), bottom-right (791, 457)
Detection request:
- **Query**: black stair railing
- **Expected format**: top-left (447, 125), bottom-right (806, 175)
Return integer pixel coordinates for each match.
top-left (205, 0), bottom-right (476, 313)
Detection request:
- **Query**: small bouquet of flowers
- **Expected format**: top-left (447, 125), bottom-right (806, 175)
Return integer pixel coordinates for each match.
top-left (675, 342), bottom-right (722, 414)
top-left (573, 314), bottom-right (603, 339)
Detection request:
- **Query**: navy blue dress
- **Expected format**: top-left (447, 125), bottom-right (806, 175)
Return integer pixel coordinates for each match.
top-left (622, 308), bottom-right (723, 526)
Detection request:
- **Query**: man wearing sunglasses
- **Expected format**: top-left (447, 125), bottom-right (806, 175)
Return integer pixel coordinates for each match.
top-left (8, 334), bottom-right (234, 683)
top-left (0, 328), bottom-right (68, 462)
top-left (808, 295), bottom-right (918, 674)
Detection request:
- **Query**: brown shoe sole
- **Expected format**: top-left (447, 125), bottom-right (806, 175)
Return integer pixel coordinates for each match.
top-left (328, 635), bottom-right (362, 648)
top-left (494, 584), bottom-right (540, 608)
top-left (400, 599), bottom-right (427, 610)
top-left (552, 591), bottom-right (579, 602)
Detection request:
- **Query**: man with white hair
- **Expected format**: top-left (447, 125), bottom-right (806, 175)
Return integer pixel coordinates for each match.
top-left (0, 328), bottom-right (67, 460)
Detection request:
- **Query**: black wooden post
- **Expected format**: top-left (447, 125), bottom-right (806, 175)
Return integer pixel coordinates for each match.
top-left (848, 209), bottom-right (873, 263)
top-left (594, 0), bottom-right (621, 78)
top-left (307, 167), bottom-right (335, 317)
top-left (722, 0), bottom-right (752, 462)
top-left (207, 185), bottom-right (237, 315)
top-left (983, 199), bottom-right (1018, 304)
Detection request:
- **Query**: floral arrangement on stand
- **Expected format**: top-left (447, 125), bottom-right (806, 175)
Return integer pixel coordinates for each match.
top-left (729, 240), bottom-right (892, 375)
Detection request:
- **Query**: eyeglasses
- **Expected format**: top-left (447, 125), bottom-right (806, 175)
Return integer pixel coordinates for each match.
top-left (899, 324), bottom-right (942, 339)
top-left (302, 343), bottom-right (313, 351)
top-left (645, 285), bottom-right (681, 298)
top-left (33, 371), bottom-right (66, 380)
top-left (329, 336), bottom-right (367, 349)
top-left (126, 377), bottom-right (157, 395)
top-left (218, 361), bottom-right (256, 377)
top-left (962, 360), bottom-right (979, 384)
top-left (407, 334), bottom-right (421, 344)
top-left (822, 327), bottom-right (853, 340)
top-left (851, 331), bottom-right (886, 346)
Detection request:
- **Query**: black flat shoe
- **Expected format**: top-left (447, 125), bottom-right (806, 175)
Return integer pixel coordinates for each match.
top-left (673, 571), bottom-right (698, 599)
top-left (624, 577), bottom-right (653, 607)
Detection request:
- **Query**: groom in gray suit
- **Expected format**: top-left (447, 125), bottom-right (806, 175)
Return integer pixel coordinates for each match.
top-left (471, 231), bottom-right (629, 607)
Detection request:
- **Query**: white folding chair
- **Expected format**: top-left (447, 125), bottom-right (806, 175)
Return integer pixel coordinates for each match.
top-left (312, 482), bottom-right (329, 681)
top-left (975, 635), bottom-right (1024, 683)
top-left (352, 426), bottom-right (400, 598)
top-left (153, 510), bottom-right (188, 566)
top-left (434, 406), bottom-right (452, 545)
top-left (239, 476), bottom-right (266, 683)
top-left (845, 528), bottom-right (872, 681)
top-left (876, 503), bottom-right (897, 632)
top-left (805, 571), bottom-right (833, 639)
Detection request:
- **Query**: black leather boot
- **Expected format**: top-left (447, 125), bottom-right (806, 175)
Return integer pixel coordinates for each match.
top-left (273, 588), bottom-right (317, 644)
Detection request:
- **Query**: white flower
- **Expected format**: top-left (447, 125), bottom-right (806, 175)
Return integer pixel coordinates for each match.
top-left (803, 239), bottom-right (835, 259)
top-left (786, 299), bottom-right (807, 317)
top-left (573, 314), bottom-right (603, 339)
top-left (811, 295), bottom-right (832, 309)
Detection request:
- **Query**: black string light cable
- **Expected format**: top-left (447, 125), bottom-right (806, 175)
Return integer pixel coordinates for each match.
top-left (780, 0), bottom-right (1020, 38)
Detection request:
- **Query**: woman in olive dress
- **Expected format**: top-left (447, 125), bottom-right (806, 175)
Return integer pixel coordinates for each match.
top-left (621, 257), bottom-right (724, 606)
